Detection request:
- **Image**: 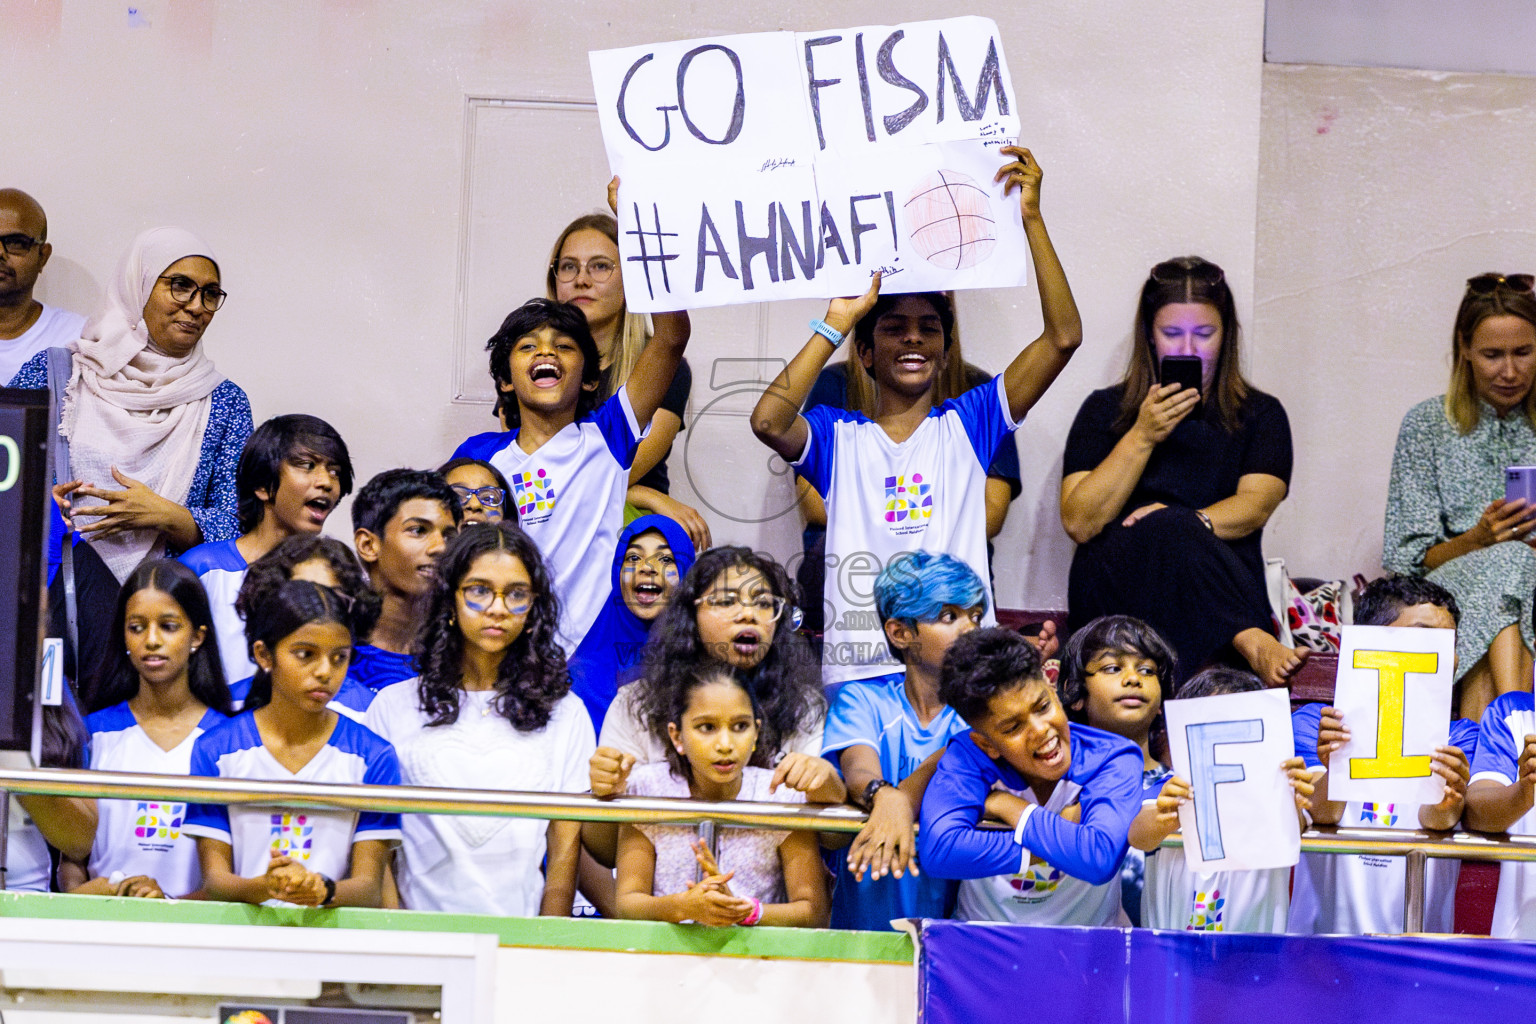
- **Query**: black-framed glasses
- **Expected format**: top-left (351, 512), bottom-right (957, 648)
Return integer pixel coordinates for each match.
top-left (1467, 272), bottom-right (1535, 295)
top-left (1150, 259), bottom-right (1225, 287)
top-left (458, 583), bottom-right (533, 615)
top-left (0, 233), bottom-right (41, 257)
top-left (157, 274), bottom-right (227, 311)
top-left (450, 484), bottom-right (505, 508)
top-left (695, 590), bottom-right (787, 621)
top-left (552, 256), bottom-right (617, 283)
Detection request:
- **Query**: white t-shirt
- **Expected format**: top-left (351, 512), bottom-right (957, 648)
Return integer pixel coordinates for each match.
top-left (366, 682), bottom-right (594, 916)
top-left (1469, 692), bottom-right (1536, 938)
top-left (85, 701), bottom-right (225, 897)
top-left (4, 797), bottom-right (51, 892)
top-left (0, 304), bottom-right (85, 385)
top-left (178, 538), bottom-right (255, 687)
top-left (793, 376), bottom-right (1017, 685)
top-left (1143, 847), bottom-right (1289, 933)
top-left (183, 712), bottom-right (402, 905)
top-left (955, 777), bottom-right (1128, 927)
top-left (599, 683), bottom-right (825, 769)
top-left (464, 388), bottom-right (645, 656)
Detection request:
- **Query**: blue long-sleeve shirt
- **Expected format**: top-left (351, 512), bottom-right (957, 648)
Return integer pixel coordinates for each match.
top-left (918, 723), bottom-right (1143, 887)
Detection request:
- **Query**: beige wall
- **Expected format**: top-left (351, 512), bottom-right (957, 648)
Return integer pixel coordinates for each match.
top-left (3, 0), bottom-right (1269, 611)
top-left (1252, 62), bottom-right (1536, 581)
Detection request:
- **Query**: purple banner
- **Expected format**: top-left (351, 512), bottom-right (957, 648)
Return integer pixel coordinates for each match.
top-left (918, 921), bottom-right (1536, 1024)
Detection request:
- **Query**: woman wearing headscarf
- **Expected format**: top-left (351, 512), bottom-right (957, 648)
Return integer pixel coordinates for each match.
top-left (566, 514), bottom-right (698, 733)
top-left (10, 227), bottom-right (252, 703)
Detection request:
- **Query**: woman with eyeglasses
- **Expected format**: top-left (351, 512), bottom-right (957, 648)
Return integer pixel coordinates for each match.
top-left (9, 228), bottom-right (252, 583)
top-left (437, 457), bottom-right (515, 526)
top-left (544, 210), bottom-right (710, 551)
top-left (1384, 272), bottom-right (1536, 722)
top-left (1060, 257), bottom-right (1303, 688)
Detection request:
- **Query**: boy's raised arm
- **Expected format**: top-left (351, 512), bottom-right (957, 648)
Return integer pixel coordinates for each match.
top-left (751, 276), bottom-right (881, 463)
top-left (996, 146), bottom-right (1083, 424)
top-left (626, 309), bottom-right (691, 427)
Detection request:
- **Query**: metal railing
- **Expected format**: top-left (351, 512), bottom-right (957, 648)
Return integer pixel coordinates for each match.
top-left (3, 767), bottom-right (1530, 933)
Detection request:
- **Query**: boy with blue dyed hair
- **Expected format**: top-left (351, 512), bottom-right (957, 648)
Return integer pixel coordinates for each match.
top-left (821, 550), bottom-right (986, 930)
top-left (919, 628), bottom-right (1143, 926)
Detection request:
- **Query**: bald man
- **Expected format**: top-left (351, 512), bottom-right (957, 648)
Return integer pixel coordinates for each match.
top-left (0, 189), bottom-right (86, 383)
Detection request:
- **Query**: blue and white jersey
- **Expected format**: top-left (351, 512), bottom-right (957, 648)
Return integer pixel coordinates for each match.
top-left (179, 538), bottom-right (254, 686)
top-left (793, 376), bottom-right (1017, 685)
top-left (350, 645), bottom-right (417, 693)
top-left (821, 671), bottom-right (968, 929)
top-left (85, 701), bottom-right (226, 897)
top-left (183, 712), bottom-right (402, 901)
top-left (1472, 693), bottom-right (1536, 937)
top-left (918, 724), bottom-right (1140, 927)
top-left (1288, 702), bottom-right (1475, 935)
top-left (228, 673), bottom-right (377, 723)
top-left (453, 387), bottom-right (645, 656)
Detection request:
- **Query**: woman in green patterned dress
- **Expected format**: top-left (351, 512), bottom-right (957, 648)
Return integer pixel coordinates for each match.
top-left (1384, 273), bottom-right (1536, 722)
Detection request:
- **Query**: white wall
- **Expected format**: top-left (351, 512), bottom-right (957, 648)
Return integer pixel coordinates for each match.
top-left (1252, 62), bottom-right (1536, 580)
top-left (2, 0), bottom-right (1269, 611)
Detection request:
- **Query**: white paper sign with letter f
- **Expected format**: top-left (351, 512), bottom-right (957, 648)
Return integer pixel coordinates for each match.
top-left (1328, 624), bottom-right (1455, 806)
top-left (1166, 688), bottom-right (1300, 872)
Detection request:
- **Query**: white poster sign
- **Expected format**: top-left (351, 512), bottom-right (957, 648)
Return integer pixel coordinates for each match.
top-left (589, 17), bottom-right (1027, 310)
top-left (1327, 624), bottom-right (1455, 807)
top-left (1166, 688), bottom-right (1300, 872)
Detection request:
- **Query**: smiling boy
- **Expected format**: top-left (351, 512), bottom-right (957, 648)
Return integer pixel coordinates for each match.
top-left (350, 469), bottom-right (462, 692)
top-left (181, 415), bottom-right (353, 685)
top-left (918, 628), bottom-right (1142, 925)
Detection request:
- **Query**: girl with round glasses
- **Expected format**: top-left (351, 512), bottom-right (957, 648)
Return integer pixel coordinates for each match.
top-left (1060, 256), bottom-right (1303, 688)
top-left (1384, 272), bottom-right (1536, 722)
top-left (544, 198), bottom-right (710, 551)
top-left (366, 521), bottom-right (594, 917)
top-left (437, 456), bottom-right (514, 526)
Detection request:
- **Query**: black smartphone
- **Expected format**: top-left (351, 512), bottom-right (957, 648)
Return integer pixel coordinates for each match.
top-left (1159, 355), bottom-right (1203, 410)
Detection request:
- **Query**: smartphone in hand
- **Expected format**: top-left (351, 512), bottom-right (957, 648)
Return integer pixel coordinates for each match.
top-left (1159, 355), bottom-right (1203, 414)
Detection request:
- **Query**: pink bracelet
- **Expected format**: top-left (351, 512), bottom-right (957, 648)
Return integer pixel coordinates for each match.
top-left (741, 897), bottom-right (763, 926)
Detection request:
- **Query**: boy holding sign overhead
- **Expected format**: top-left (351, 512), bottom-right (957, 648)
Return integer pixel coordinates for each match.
top-left (751, 146), bottom-right (1081, 686)
top-left (1291, 576), bottom-right (1474, 935)
top-left (1135, 668), bottom-right (1313, 933)
top-left (918, 628), bottom-right (1141, 926)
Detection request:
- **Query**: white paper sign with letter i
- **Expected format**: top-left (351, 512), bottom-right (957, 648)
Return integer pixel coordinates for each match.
top-left (1327, 624), bottom-right (1455, 806)
top-left (1165, 688), bottom-right (1300, 872)
top-left (588, 17), bottom-right (1028, 311)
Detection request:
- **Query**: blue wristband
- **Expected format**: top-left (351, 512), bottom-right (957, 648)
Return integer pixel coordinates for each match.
top-left (808, 319), bottom-right (845, 347)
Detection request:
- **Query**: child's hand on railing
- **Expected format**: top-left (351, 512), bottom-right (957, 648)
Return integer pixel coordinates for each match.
top-left (590, 747), bottom-right (638, 798)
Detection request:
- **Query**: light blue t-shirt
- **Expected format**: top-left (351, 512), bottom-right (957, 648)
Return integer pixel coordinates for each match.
top-left (821, 671), bottom-right (969, 930)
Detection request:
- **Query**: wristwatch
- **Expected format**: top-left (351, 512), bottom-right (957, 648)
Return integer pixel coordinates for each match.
top-left (860, 778), bottom-right (895, 811)
top-left (319, 874), bottom-right (337, 907)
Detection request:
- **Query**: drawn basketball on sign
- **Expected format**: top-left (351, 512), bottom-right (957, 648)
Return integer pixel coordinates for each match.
top-left (904, 169), bottom-right (998, 269)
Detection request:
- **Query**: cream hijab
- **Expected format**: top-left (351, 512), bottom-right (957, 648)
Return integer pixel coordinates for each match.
top-left (62, 227), bottom-right (226, 581)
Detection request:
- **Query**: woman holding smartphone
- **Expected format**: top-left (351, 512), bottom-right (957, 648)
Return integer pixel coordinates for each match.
top-left (1059, 256), bottom-right (1302, 687)
top-left (1384, 273), bottom-right (1536, 722)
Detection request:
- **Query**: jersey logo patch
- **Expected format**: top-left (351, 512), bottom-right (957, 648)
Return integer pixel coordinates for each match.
top-left (269, 812), bottom-right (314, 861)
top-left (1188, 888), bottom-right (1224, 931)
top-left (512, 468), bottom-right (557, 520)
top-left (1007, 863), bottom-right (1063, 901)
top-left (1360, 802), bottom-right (1398, 827)
top-left (884, 472), bottom-right (933, 531)
top-left (134, 801), bottom-right (184, 840)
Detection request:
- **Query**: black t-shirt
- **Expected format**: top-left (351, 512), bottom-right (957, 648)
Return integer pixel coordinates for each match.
top-left (601, 357), bottom-right (692, 494)
top-left (1063, 385), bottom-right (1293, 583)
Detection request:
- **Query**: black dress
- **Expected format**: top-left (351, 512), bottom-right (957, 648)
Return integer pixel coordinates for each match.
top-left (1062, 386), bottom-right (1294, 684)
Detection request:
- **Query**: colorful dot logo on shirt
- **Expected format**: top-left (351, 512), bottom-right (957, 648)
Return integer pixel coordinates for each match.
top-left (883, 473), bottom-right (933, 523)
top-left (269, 812), bottom-right (314, 861)
top-left (133, 801), bottom-right (184, 840)
top-left (1188, 889), bottom-right (1225, 931)
top-left (511, 468), bottom-right (557, 517)
top-left (1361, 802), bottom-right (1398, 827)
top-left (1008, 863), bottom-right (1063, 894)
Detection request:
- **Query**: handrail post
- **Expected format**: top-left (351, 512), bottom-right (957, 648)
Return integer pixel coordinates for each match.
top-left (695, 821), bottom-right (718, 883)
top-left (0, 788), bottom-right (9, 890)
top-left (1403, 848), bottom-right (1427, 933)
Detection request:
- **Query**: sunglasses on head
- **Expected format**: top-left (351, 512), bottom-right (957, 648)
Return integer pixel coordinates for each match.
top-left (1466, 273), bottom-right (1535, 295)
top-left (1150, 260), bottom-right (1225, 287)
